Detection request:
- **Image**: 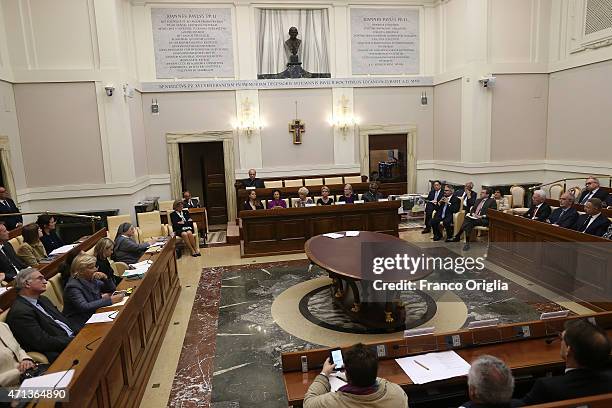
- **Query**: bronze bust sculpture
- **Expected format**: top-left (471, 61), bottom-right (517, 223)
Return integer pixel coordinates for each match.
top-left (284, 27), bottom-right (301, 57)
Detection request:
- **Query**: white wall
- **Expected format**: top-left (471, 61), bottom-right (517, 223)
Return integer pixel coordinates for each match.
top-left (433, 79), bottom-right (461, 161)
top-left (0, 80), bottom-right (25, 190)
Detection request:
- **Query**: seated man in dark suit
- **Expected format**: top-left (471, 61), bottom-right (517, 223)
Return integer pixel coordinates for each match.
top-left (547, 192), bottom-right (579, 228)
top-left (0, 221), bottom-right (27, 282)
top-left (573, 198), bottom-right (611, 237)
top-left (6, 268), bottom-right (78, 363)
top-left (522, 319), bottom-right (612, 405)
top-left (578, 176), bottom-right (609, 205)
top-left (430, 185), bottom-right (460, 241)
top-left (0, 187), bottom-right (22, 230)
top-left (460, 355), bottom-right (521, 408)
top-left (241, 168), bottom-right (265, 189)
top-left (362, 181), bottom-right (385, 202)
top-left (448, 188), bottom-right (497, 251)
top-left (182, 190), bottom-right (200, 208)
top-left (422, 180), bottom-right (443, 234)
top-left (454, 182), bottom-right (477, 210)
top-left (522, 190), bottom-right (551, 221)
top-left (606, 193), bottom-right (612, 209)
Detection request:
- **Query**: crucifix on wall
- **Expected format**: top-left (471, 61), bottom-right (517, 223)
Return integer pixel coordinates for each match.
top-left (289, 101), bottom-right (305, 144)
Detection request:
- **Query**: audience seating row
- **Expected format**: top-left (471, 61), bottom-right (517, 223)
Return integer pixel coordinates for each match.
top-left (236, 172), bottom-right (365, 189)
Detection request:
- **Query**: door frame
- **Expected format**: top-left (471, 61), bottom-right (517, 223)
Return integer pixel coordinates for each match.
top-left (166, 131), bottom-right (237, 221)
top-left (358, 124), bottom-right (417, 193)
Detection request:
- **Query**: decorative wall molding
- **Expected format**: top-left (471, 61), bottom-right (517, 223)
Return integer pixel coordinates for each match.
top-left (166, 131), bottom-right (237, 221)
top-left (15, 174), bottom-right (170, 203)
top-left (417, 159), bottom-right (612, 175)
top-left (235, 163), bottom-right (361, 179)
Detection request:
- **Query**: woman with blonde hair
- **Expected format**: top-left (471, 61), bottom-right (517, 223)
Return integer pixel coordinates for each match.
top-left (294, 187), bottom-right (313, 207)
top-left (316, 186), bottom-right (334, 206)
top-left (94, 237), bottom-right (119, 283)
top-left (17, 223), bottom-right (47, 267)
top-left (63, 253), bottom-right (124, 329)
top-left (170, 200), bottom-right (200, 257)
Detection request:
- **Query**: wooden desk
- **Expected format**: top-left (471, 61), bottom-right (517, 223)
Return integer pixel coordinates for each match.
top-left (0, 229), bottom-right (108, 311)
top-left (235, 182), bottom-right (407, 216)
top-left (29, 237), bottom-right (180, 407)
top-left (487, 210), bottom-right (612, 310)
top-left (281, 312), bottom-right (612, 406)
top-left (240, 201), bottom-right (401, 257)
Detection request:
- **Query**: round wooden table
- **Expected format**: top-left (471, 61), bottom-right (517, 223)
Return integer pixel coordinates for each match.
top-left (305, 231), bottom-right (432, 330)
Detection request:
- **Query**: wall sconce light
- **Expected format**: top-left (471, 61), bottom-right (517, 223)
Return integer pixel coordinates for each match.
top-left (151, 99), bottom-right (159, 115)
top-left (104, 84), bottom-right (115, 97)
top-left (329, 95), bottom-right (358, 135)
top-left (420, 91), bottom-right (428, 105)
top-left (233, 97), bottom-right (263, 136)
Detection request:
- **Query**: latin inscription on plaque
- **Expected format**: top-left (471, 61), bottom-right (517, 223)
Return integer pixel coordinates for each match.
top-left (350, 8), bottom-right (419, 75)
top-left (152, 8), bottom-right (234, 78)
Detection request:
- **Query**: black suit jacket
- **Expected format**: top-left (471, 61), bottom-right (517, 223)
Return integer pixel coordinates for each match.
top-left (522, 368), bottom-right (612, 405)
top-left (242, 178), bottom-right (265, 188)
top-left (467, 197), bottom-right (498, 226)
top-left (433, 195), bottom-right (460, 222)
top-left (548, 207), bottom-right (579, 229)
top-left (573, 213), bottom-right (611, 237)
top-left (0, 198), bottom-right (22, 230)
top-left (455, 189), bottom-right (477, 210)
top-left (606, 194), bottom-right (612, 208)
top-left (182, 198), bottom-right (200, 208)
top-left (426, 189), bottom-right (443, 203)
top-left (6, 295), bottom-right (77, 362)
top-left (170, 209), bottom-right (195, 234)
top-left (0, 242), bottom-right (27, 281)
top-left (522, 203), bottom-right (552, 222)
top-left (578, 188), bottom-right (609, 205)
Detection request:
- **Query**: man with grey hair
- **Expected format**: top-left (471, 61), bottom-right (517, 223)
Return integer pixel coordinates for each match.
top-left (460, 355), bottom-right (521, 408)
top-left (578, 176), bottom-right (608, 205)
top-left (241, 168), bottom-right (264, 189)
top-left (573, 198), bottom-right (611, 237)
top-left (6, 268), bottom-right (77, 363)
top-left (522, 190), bottom-right (551, 221)
top-left (455, 182), bottom-right (477, 210)
top-left (547, 192), bottom-right (579, 228)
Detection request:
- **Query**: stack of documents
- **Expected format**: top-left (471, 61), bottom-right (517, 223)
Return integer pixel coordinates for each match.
top-left (49, 244), bottom-right (78, 256)
top-left (395, 351), bottom-right (471, 384)
top-left (123, 260), bottom-right (151, 278)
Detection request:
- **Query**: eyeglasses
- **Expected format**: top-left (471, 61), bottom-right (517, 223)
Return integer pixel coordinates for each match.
top-left (585, 182), bottom-right (593, 185)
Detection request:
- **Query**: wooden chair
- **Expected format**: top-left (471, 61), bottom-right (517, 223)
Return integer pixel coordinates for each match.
top-left (158, 200), bottom-right (175, 212)
top-left (136, 211), bottom-right (169, 242)
top-left (304, 178), bottom-right (323, 186)
top-left (510, 185), bottom-right (529, 215)
top-left (284, 179), bottom-right (303, 187)
top-left (344, 175), bottom-right (362, 184)
top-left (567, 186), bottom-right (582, 198)
top-left (47, 274), bottom-right (65, 311)
top-left (548, 184), bottom-right (564, 200)
top-left (324, 176), bottom-right (343, 185)
top-left (264, 180), bottom-right (283, 188)
top-left (110, 260), bottom-right (129, 279)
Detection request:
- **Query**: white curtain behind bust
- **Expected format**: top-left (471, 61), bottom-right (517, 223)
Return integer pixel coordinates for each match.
top-left (256, 9), bottom-right (330, 75)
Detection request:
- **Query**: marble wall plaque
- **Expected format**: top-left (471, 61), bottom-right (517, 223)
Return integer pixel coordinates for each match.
top-left (350, 8), bottom-right (420, 75)
top-left (152, 8), bottom-right (234, 78)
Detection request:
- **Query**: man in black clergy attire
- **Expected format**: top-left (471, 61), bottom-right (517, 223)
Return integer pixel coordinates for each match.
top-left (422, 180), bottom-right (443, 234)
top-left (0, 187), bottom-right (22, 230)
top-left (242, 168), bottom-right (265, 189)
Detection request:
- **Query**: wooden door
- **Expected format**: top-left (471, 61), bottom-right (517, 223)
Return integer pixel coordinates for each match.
top-left (180, 142), bottom-right (228, 225)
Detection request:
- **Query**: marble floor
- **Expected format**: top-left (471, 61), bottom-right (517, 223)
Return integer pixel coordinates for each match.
top-left (139, 230), bottom-right (596, 408)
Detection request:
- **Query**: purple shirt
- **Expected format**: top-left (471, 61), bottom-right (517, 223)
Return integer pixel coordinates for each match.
top-left (267, 199), bottom-right (287, 209)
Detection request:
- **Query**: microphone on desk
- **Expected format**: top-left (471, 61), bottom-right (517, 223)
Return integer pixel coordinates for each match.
top-left (85, 336), bottom-right (102, 351)
top-left (51, 359), bottom-right (79, 391)
top-left (545, 336), bottom-right (561, 345)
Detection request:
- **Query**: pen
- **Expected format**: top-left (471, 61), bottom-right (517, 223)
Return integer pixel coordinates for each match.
top-left (414, 360), bottom-right (429, 370)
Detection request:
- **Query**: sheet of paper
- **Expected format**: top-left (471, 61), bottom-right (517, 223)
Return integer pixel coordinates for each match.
top-left (149, 241), bottom-right (165, 247)
top-left (85, 311), bottom-right (118, 324)
top-left (123, 265), bottom-right (148, 277)
top-left (245, 186), bottom-right (255, 190)
top-left (322, 233), bottom-right (344, 239)
top-left (354, 200), bottom-right (365, 204)
top-left (130, 260), bottom-right (153, 269)
top-left (0, 287), bottom-right (7, 295)
top-left (101, 297), bottom-right (128, 308)
top-left (345, 231), bottom-right (360, 237)
top-left (395, 350), bottom-right (471, 384)
top-left (20, 369), bottom-right (75, 390)
top-left (49, 244), bottom-right (78, 256)
top-left (329, 375), bottom-right (347, 392)
top-left (466, 213), bottom-right (479, 219)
